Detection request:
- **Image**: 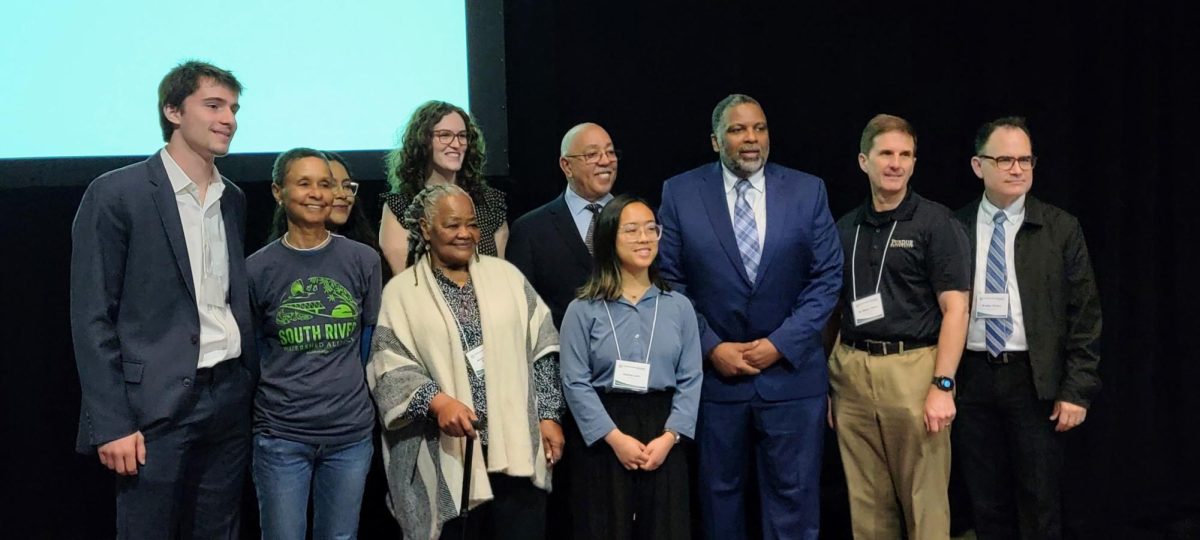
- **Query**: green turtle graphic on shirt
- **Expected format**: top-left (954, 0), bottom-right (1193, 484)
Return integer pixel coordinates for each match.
top-left (275, 277), bottom-right (360, 353)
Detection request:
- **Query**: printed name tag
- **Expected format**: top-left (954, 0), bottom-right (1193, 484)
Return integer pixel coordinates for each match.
top-left (852, 293), bottom-right (885, 326)
top-left (612, 359), bottom-right (650, 392)
top-left (466, 346), bottom-right (485, 376)
top-left (975, 293), bottom-right (1010, 319)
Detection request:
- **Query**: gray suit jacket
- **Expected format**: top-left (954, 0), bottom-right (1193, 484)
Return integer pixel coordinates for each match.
top-left (70, 153), bottom-right (255, 452)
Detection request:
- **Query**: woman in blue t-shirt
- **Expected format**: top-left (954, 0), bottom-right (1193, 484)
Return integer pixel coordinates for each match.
top-left (558, 194), bottom-right (703, 540)
top-left (247, 148), bottom-right (382, 540)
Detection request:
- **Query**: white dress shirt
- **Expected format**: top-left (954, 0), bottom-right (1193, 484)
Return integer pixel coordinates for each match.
top-left (721, 164), bottom-right (767, 247)
top-left (160, 148), bottom-right (242, 368)
top-left (966, 194), bottom-right (1029, 352)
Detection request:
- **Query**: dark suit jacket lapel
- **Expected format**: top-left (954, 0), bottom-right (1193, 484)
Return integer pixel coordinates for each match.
top-left (221, 179), bottom-right (245, 309)
top-left (148, 153), bottom-right (197, 304)
top-left (1013, 195), bottom-right (1044, 294)
top-left (549, 194), bottom-right (593, 271)
top-left (700, 163), bottom-right (751, 285)
top-left (754, 165), bottom-right (785, 287)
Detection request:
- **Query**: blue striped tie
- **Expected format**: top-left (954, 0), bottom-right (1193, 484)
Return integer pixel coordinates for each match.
top-left (734, 179), bottom-right (761, 283)
top-left (985, 210), bottom-right (1012, 356)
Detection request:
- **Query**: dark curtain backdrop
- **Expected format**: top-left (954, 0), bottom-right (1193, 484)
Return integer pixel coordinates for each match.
top-left (2, 1), bottom-right (1195, 538)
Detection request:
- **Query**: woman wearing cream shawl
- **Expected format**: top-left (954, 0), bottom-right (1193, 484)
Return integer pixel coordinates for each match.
top-left (368, 184), bottom-right (565, 540)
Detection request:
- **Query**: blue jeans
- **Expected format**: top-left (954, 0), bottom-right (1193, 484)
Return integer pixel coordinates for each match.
top-left (253, 433), bottom-right (373, 540)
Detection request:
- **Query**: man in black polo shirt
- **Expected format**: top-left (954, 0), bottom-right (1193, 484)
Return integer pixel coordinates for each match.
top-left (828, 114), bottom-right (971, 539)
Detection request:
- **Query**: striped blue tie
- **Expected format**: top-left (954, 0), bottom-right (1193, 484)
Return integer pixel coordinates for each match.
top-left (734, 179), bottom-right (761, 283)
top-left (985, 210), bottom-right (1012, 356)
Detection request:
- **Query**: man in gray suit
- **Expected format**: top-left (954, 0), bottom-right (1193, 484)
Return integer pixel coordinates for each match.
top-left (70, 60), bottom-right (256, 539)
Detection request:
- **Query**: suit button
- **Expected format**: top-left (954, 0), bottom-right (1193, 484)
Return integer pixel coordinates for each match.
top-left (191, 335), bottom-right (199, 345)
top-left (183, 378), bottom-right (193, 388)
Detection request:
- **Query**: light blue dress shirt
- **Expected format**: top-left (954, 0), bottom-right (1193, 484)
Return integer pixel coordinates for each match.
top-left (559, 285), bottom-right (703, 446)
top-left (563, 186), bottom-right (615, 241)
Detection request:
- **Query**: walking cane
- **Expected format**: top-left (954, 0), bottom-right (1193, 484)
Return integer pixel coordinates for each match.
top-left (458, 420), bottom-right (480, 540)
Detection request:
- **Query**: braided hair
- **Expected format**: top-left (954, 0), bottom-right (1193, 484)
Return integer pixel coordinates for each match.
top-left (402, 183), bottom-right (478, 284)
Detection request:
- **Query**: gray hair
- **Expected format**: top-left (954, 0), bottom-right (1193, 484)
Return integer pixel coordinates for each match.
top-left (402, 183), bottom-right (477, 276)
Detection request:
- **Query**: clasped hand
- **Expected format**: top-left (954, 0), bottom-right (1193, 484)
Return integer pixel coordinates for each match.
top-left (710, 339), bottom-right (782, 377)
top-left (605, 429), bottom-right (675, 471)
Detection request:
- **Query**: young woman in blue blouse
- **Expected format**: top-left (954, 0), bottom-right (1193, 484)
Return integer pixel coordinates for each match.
top-left (559, 194), bottom-right (703, 540)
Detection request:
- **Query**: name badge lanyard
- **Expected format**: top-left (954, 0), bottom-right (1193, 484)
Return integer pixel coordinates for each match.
top-left (851, 221), bottom-right (898, 301)
top-left (603, 295), bottom-right (660, 364)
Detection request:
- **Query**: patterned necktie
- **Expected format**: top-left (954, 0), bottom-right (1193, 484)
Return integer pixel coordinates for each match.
top-left (733, 179), bottom-right (761, 282)
top-left (584, 203), bottom-right (602, 254)
top-left (985, 210), bottom-right (1013, 356)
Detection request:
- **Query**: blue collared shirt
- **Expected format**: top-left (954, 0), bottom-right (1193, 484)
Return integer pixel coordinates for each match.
top-left (563, 186), bottom-right (615, 241)
top-left (559, 285), bottom-right (703, 446)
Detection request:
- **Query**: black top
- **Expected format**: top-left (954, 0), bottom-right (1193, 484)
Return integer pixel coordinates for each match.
top-left (835, 190), bottom-right (971, 343)
top-left (380, 184), bottom-right (508, 258)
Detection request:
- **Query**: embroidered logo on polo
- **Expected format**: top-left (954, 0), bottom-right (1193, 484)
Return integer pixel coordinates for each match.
top-left (890, 239), bottom-right (915, 248)
top-left (275, 277), bottom-right (360, 353)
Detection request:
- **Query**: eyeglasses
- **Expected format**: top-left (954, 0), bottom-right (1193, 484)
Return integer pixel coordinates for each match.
top-left (432, 130), bottom-right (471, 145)
top-left (564, 149), bottom-right (621, 164)
top-left (978, 155), bottom-right (1038, 171)
top-left (334, 181), bottom-right (359, 196)
top-left (619, 223), bottom-right (663, 240)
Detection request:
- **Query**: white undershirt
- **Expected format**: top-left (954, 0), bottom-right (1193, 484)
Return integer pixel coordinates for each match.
top-left (721, 164), bottom-right (767, 247)
top-left (160, 148), bottom-right (242, 368)
top-left (966, 194), bottom-right (1029, 352)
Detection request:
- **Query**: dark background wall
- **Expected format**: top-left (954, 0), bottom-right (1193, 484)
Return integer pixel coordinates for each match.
top-left (2, 1), bottom-right (1196, 537)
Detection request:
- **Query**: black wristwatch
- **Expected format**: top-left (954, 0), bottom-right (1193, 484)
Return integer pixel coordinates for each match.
top-left (932, 376), bottom-right (955, 392)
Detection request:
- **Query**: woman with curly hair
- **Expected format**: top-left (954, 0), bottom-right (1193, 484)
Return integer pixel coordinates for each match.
top-left (378, 101), bottom-right (508, 275)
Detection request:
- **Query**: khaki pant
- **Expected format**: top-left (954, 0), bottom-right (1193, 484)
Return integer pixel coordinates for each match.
top-left (829, 342), bottom-right (951, 540)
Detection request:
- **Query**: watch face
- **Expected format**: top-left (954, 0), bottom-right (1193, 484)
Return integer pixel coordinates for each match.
top-left (934, 377), bottom-right (954, 390)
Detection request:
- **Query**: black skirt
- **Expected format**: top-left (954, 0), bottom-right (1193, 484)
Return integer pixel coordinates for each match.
top-left (567, 391), bottom-right (691, 540)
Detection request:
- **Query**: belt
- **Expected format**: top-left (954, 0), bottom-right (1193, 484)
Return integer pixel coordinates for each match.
top-left (845, 339), bottom-right (935, 356)
top-left (966, 349), bottom-right (1030, 365)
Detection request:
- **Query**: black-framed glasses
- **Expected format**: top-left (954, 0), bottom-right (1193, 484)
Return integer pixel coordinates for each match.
top-left (564, 149), bottom-right (621, 164)
top-left (978, 154), bottom-right (1037, 171)
top-left (619, 223), bottom-right (663, 240)
top-left (432, 130), bottom-right (471, 145)
top-left (334, 181), bottom-right (359, 196)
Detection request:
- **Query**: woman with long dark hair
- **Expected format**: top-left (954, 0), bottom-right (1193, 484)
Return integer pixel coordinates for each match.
top-left (377, 101), bottom-right (508, 275)
top-left (558, 194), bottom-right (702, 540)
top-left (248, 148), bottom-right (381, 539)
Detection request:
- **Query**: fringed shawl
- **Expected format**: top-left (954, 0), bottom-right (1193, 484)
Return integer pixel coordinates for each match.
top-left (368, 255), bottom-right (559, 539)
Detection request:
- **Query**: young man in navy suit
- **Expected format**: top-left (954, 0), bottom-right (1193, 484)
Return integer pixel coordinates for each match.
top-left (658, 94), bottom-right (843, 540)
top-left (70, 61), bottom-right (256, 539)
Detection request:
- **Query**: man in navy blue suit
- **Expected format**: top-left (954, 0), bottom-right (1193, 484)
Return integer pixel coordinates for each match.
top-left (658, 94), bottom-right (843, 540)
top-left (70, 61), bottom-right (256, 539)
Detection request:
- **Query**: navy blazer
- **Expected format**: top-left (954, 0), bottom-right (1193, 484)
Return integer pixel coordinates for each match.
top-left (507, 192), bottom-right (594, 329)
top-left (659, 162), bottom-right (843, 402)
top-left (70, 153), bottom-right (255, 452)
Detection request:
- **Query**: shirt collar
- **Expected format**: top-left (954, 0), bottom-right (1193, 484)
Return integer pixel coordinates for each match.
top-left (979, 193), bottom-right (1026, 224)
top-left (564, 185), bottom-right (614, 216)
top-left (859, 189), bottom-right (920, 226)
top-left (721, 163), bottom-right (766, 195)
top-left (160, 147), bottom-right (222, 196)
top-left (614, 283), bottom-right (668, 307)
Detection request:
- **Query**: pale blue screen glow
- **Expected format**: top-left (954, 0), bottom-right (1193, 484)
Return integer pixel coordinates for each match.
top-left (0, 1), bottom-right (469, 159)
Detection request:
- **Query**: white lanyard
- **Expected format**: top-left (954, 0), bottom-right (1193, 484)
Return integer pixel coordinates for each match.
top-left (851, 221), bottom-right (898, 300)
top-left (602, 295), bottom-right (659, 364)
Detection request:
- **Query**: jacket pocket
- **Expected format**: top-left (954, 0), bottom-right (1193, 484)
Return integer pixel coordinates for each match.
top-left (121, 361), bottom-right (144, 384)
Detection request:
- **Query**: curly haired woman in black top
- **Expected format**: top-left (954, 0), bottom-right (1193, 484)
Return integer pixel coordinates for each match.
top-left (378, 101), bottom-right (508, 275)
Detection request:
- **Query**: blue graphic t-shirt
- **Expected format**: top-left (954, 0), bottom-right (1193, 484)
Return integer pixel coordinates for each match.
top-left (247, 235), bottom-right (382, 445)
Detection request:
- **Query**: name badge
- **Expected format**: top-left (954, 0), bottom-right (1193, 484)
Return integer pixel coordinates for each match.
top-left (975, 293), bottom-right (1010, 319)
top-left (852, 293), bottom-right (885, 326)
top-left (612, 360), bottom-right (649, 392)
top-left (466, 346), bottom-right (485, 376)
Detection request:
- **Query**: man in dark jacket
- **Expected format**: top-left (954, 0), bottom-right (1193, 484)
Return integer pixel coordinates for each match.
top-left (955, 117), bottom-right (1102, 540)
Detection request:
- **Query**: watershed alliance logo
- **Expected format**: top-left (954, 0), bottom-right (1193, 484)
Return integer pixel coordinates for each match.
top-left (276, 277), bottom-right (360, 353)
